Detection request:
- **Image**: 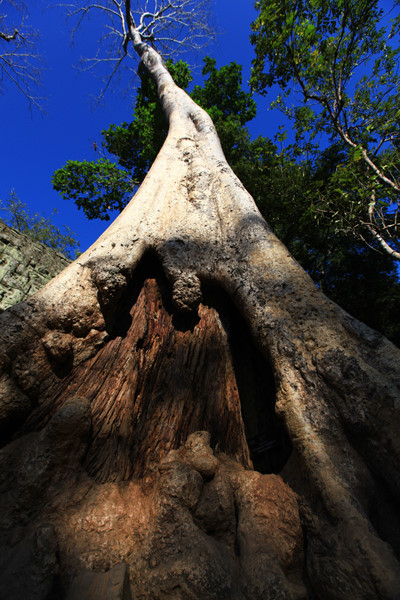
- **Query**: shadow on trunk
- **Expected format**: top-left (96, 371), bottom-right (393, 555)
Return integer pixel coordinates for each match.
top-left (13, 252), bottom-right (292, 482)
top-left (202, 283), bottom-right (292, 474)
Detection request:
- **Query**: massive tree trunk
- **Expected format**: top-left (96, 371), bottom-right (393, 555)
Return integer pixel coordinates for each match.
top-left (1, 43), bottom-right (400, 600)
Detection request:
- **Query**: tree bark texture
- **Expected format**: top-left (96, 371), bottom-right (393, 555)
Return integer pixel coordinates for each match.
top-left (0, 45), bottom-right (400, 599)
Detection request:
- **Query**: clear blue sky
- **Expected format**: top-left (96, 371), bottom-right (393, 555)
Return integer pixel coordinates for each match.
top-left (1, 1), bottom-right (269, 253)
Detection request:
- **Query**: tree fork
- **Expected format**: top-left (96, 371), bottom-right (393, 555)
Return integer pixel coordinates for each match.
top-left (0, 30), bottom-right (400, 600)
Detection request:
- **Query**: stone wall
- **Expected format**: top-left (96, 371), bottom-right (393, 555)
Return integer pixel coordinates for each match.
top-left (0, 221), bottom-right (71, 313)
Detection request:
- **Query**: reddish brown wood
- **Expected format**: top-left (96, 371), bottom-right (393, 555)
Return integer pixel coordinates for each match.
top-left (21, 276), bottom-right (252, 482)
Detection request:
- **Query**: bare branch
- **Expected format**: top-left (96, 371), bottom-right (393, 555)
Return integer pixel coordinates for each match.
top-left (0, 0), bottom-right (43, 110)
top-left (367, 191), bottom-right (400, 260)
top-left (61, 0), bottom-right (215, 101)
top-left (366, 222), bottom-right (400, 260)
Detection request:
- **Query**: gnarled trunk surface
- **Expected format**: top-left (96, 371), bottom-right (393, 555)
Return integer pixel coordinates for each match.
top-left (0, 45), bottom-right (400, 599)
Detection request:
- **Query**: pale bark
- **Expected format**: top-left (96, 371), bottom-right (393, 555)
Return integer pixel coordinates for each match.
top-left (0, 38), bottom-right (400, 600)
top-left (368, 198), bottom-right (400, 260)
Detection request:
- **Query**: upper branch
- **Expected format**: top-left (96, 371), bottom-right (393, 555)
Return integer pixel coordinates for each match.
top-left (63, 0), bottom-right (215, 102)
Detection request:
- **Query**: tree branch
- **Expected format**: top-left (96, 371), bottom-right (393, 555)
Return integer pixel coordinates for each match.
top-left (0, 2), bottom-right (43, 110)
top-left (367, 192), bottom-right (400, 260)
top-left (0, 27), bottom-right (18, 41)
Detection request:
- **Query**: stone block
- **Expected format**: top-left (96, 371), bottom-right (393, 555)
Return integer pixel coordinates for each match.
top-left (0, 222), bottom-right (70, 312)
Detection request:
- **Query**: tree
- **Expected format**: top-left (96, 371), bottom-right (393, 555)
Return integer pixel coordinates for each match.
top-left (0, 0), bottom-right (42, 109)
top-left (0, 2), bottom-right (400, 599)
top-left (53, 57), bottom-right (400, 345)
top-left (0, 190), bottom-right (80, 259)
top-left (251, 0), bottom-right (400, 260)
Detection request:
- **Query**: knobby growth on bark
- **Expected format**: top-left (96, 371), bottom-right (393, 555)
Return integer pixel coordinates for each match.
top-left (0, 3), bottom-right (400, 599)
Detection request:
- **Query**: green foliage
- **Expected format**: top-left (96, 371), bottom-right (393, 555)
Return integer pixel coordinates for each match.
top-left (191, 57), bottom-right (256, 125)
top-left (251, 0), bottom-right (400, 258)
top-left (52, 159), bottom-right (133, 221)
top-left (191, 58), bottom-right (258, 167)
top-left (0, 190), bottom-right (80, 259)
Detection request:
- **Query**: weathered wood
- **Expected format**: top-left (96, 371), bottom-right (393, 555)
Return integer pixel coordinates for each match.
top-left (16, 271), bottom-right (250, 481)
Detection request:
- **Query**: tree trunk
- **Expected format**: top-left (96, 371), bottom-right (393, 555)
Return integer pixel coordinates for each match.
top-left (0, 46), bottom-right (400, 600)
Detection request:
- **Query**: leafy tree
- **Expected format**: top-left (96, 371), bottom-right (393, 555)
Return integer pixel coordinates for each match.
top-left (0, 190), bottom-right (80, 259)
top-left (251, 0), bottom-right (400, 260)
top-left (51, 158), bottom-right (134, 221)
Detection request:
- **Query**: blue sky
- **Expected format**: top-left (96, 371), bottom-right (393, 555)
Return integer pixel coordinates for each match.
top-left (1, 1), bottom-right (268, 253)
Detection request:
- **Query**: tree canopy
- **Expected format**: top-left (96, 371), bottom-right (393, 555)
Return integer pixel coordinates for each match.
top-left (251, 0), bottom-right (400, 260)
